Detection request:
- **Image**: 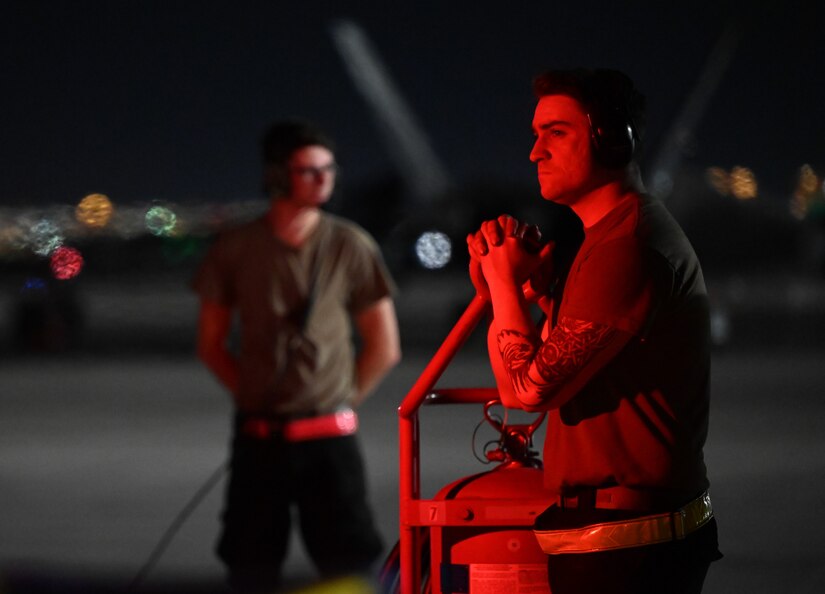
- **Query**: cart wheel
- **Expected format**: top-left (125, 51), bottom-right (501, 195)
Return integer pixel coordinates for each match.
top-left (378, 533), bottom-right (431, 594)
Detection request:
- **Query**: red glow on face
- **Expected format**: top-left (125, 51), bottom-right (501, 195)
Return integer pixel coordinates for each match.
top-left (530, 95), bottom-right (596, 204)
top-left (50, 246), bottom-right (84, 280)
top-left (286, 145), bottom-right (337, 207)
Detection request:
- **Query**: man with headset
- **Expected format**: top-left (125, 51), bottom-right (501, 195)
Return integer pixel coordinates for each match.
top-left (193, 119), bottom-right (401, 592)
top-left (468, 68), bottom-right (721, 593)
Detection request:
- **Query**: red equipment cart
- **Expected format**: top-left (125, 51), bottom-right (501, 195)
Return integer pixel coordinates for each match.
top-left (381, 293), bottom-right (557, 594)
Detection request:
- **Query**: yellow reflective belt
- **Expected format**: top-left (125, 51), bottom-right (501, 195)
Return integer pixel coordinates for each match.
top-left (534, 491), bottom-right (713, 554)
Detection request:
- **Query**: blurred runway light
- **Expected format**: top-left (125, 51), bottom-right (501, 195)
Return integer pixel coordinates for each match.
top-left (28, 218), bottom-right (64, 256)
top-left (729, 166), bottom-right (757, 199)
top-left (790, 165), bottom-right (825, 220)
top-left (0, 222), bottom-right (28, 255)
top-left (790, 164), bottom-right (824, 220)
top-left (706, 165), bottom-right (758, 200)
top-left (50, 245), bottom-right (84, 280)
top-left (75, 193), bottom-right (114, 228)
top-left (21, 276), bottom-right (47, 293)
top-left (797, 164), bottom-right (819, 195)
top-left (705, 166), bottom-right (730, 195)
top-left (415, 230), bottom-right (452, 269)
top-left (145, 205), bottom-right (177, 237)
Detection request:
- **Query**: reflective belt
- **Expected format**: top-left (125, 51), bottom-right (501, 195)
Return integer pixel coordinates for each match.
top-left (240, 409), bottom-right (358, 442)
top-left (534, 491), bottom-right (713, 554)
top-left (284, 409), bottom-right (358, 441)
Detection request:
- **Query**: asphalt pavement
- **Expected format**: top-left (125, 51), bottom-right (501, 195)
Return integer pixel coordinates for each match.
top-left (1, 346), bottom-right (824, 593)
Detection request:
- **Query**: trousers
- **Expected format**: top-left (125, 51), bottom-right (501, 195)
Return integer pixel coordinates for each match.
top-left (216, 423), bottom-right (383, 591)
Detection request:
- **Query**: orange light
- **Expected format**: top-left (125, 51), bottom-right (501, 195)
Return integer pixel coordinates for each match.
top-left (76, 193), bottom-right (114, 228)
top-left (729, 166), bottom-right (757, 199)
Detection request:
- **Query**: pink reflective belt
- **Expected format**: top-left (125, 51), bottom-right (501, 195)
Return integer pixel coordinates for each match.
top-left (284, 409), bottom-right (358, 441)
top-left (241, 409), bottom-right (358, 442)
top-left (534, 491), bottom-right (713, 554)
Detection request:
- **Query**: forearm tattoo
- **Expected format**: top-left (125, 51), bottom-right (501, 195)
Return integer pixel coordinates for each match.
top-left (497, 316), bottom-right (619, 405)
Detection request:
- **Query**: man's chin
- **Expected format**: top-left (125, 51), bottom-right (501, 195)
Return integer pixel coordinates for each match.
top-left (542, 193), bottom-right (578, 209)
top-left (293, 194), bottom-right (332, 208)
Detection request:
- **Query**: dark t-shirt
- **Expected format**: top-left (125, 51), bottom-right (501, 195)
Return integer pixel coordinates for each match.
top-left (543, 193), bottom-right (711, 501)
top-left (191, 213), bottom-right (394, 415)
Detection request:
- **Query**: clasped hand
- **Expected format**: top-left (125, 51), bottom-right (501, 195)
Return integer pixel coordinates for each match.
top-left (466, 214), bottom-right (551, 300)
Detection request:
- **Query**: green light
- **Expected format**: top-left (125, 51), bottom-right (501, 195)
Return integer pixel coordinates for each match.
top-left (145, 206), bottom-right (177, 237)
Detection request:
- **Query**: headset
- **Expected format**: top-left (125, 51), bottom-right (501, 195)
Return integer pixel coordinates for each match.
top-left (587, 104), bottom-right (639, 169)
top-left (533, 68), bottom-right (642, 170)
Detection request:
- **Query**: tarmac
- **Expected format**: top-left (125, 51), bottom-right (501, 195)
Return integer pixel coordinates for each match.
top-left (1, 344), bottom-right (824, 593)
top-left (1, 269), bottom-right (824, 592)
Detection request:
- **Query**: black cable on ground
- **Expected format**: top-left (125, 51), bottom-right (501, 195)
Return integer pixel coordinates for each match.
top-left (126, 459), bottom-right (229, 593)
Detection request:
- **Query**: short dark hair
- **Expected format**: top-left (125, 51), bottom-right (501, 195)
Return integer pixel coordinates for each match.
top-left (532, 68), bottom-right (646, 149)
top-left (261, 119), bottom-right (336, 195)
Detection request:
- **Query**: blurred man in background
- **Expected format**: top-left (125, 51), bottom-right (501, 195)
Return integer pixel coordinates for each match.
top-left (193, 119), bottom-right (400, 593)
top-left (468, 68), bottom-right (721, 594)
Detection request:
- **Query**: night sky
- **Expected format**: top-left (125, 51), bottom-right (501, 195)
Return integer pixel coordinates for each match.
top-left (1, 0), bottom-right (822, 209)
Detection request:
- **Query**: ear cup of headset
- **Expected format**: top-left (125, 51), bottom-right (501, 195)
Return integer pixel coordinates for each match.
top-left (263, 164), bottom-right (290, 196)
top-left (589, 108), bottom-right (637, 169)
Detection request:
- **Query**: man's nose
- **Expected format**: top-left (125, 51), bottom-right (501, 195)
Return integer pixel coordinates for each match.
top-left (530, 138), bottom-right (547, 163)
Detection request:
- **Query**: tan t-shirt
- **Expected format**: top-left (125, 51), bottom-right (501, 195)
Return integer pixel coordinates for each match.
top-left (192, 212), bottom-right (394, 415)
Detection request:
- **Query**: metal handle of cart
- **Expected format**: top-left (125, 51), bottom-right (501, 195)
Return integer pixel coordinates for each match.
top-left (397, 294), bottom-right (491, 594)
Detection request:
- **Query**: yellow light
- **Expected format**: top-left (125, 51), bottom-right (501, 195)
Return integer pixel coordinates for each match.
top-left (729, 166), bottom-right (757, 200)
top-left (797, 164), bottom-right (819, 196)
top-left (76, 193), bottom-right (114, 228)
